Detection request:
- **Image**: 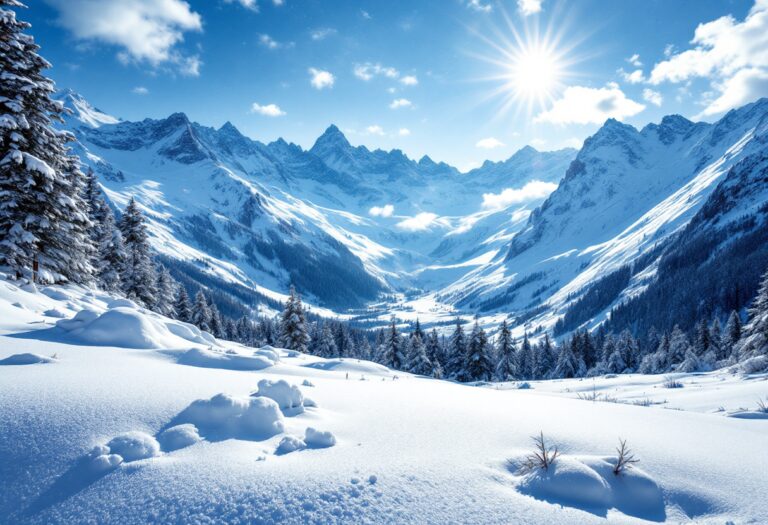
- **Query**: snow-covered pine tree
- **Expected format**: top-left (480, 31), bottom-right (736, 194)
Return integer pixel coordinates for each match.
top-left (382, 318), bottom-right (404, 370)
top-left (553, 340), bottom-right (579, 379)
top-left (465, 320), bottom-right (493, 381)
top-left (606, 346), bottom-right (627, 374)
top-left (174, 287), bottom-right (193, 323)
top-left (358, 336), bottom-right (373, 361)
top-left (494, 320), bottom-right (517, 381)
top-left (536, 334), bottom-right (555, 379)
top-left (154, 265), bottom-right (177, 317)
top-left (0, 1), bottom-right (93, 283)
top-left (445, 319), bottom-right (467, 380)
top-left (735, 268), bottom-right (768, 361)
top-left (278, 286), bottom-right (310, 353)
top-left (317, 324), bottom-right (338, 358)
top-left (693, 320), bottom-right (711, 357)
top-left (94, 202), bottom-right (125, 292)
top-left (406, 333), bottom-right (432, 376)
top-left (192, 290), bottom-right (212, 332)
top-left (723, 310), bottom-right (741, 358)
top-left (411, 318), bottom-right (424, 341)
top-left (667, 325), bottom-right (690, 367)
top-left (208, 301), bottom-right (224, 338)
top-left (119, 198), bottom-right (157, 307)
top-left (425, 329), bottom-right (442, 369)
top-left (517, 333), bottom-right (534, 379)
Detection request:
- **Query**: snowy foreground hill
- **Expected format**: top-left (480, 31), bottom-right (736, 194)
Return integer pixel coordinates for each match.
top-left (2, 276), bottom-right (767, 524)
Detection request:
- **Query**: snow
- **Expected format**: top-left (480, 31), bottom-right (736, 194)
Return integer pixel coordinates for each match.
top-left (104, 432), bottom-right (161, 462)
top-left (173, 393), bottom-right (285, 441)
top-left (157, 424), bottom-right (203, 451)
top-left (0, 352), bottom-right (55, 365)
top-left (1, 278), bottom-right (767, 523)
top-left (253, 379), bottom-right (305, 411)
top-left (176, 347), bottom-right (275, 371)
top-left (304, 427), bottom-right (337, 448)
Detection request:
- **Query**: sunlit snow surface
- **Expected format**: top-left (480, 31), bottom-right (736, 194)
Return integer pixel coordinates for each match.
top-left (1, 277), bottom-right (766, 524)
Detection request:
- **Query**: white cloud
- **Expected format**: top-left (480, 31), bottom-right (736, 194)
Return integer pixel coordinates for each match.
top-left (481, 180), bottom-right (558, 211)
top-left (44, 0), bottom-right (202, 73)
top-left (626, 53), bottom-right (643, 67)
top-left (308, 68), bottom-right (334, 89)
top-left (697, 67), bottom-right (768, 117)
top-left (517, 0), bottom-right (542, 16)
top-left (642, 88), bottom-right (663, 107)
top-left (132, 86), bottom-right (149, 95)
top-left (389, 98), bottom-right (412, 109)
top-left (354, 63), bottom-right (399, 81)
top-left (361, 10), bottom-right (372, 19)
top-left (400, 75), bottom-right (419, 86)
top-left (369, 204), bottom-right (394, 218)
top-left (649, 0), bottom-right (768, 116)
top-left (365, 125), bottom-right (385, 136)
top-left (534, 83), bottom-right (645, 125)
top-left (251, 102), bottom-right (286, 117)
top-left (224, 0), bottom-right (257, 10)
top-left (310, 27), bottom-right (337, 40)
top-left (476, 137), bottom-right (505, 149)
top-left (468, 0), bottom-right (493, 13)
top-left (396, 212), bottom-right (441, 232)
top-left (398, 128), bottom-right (411, 136)
top-left (259, 34), bottom-right (279, 49)
top-left (619, 68), bottom-right (645, 84)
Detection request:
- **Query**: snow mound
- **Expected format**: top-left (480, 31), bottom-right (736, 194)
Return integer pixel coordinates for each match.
top-left (514, 455), bottom-right (664, 521)
top-left (173, 393), bottom-right (285, 440)
top-left (304, 427), bottom-right (337, 448)
top-left (88, 452), bottom-right (124, 474)
top-left (304, 358), bottom-right (391, 376)
top-left (40, 288), bottom-right (72, 302)
top-left (0, 353), bottom-right (55, 365)
top-left (57, 307), bottom-right (216, 349)
top-left (177, 347), bottom-right (274, 371)
top-left (252, 379), bottom-right (304, 412)
top-left (106, 298), bottom-right (139, 309)
top-left (158, 424), bottom-right (203, 451)
top-left (43, 307), bottom-right (68, 318)
top-left (254, 346), bottom-right (281, 363)
top-left (275, 435), bottom-right (306, 455)
top-left (105, 431), bottom-right (162, 462)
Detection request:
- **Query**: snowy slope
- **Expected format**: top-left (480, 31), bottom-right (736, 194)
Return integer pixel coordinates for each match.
top-left (1, 274), bottom-right (767, 524)
top-left (61, 91), bottom-right (575, 311)
top-left (444, 99), bottom-right (768, 335)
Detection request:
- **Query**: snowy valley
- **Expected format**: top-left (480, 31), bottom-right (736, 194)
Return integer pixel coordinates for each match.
top-left (3, 0), bottom-right (768, 523)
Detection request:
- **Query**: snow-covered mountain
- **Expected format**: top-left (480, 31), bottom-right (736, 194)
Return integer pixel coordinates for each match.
top-left (60, 91), bottom-right (575, 311)
top-left (443, 98), bottom-right (768, 336)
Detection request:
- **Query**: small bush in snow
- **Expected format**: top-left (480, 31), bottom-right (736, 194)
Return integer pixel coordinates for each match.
top-left (663, 377), bottom-right (684, 389)
top-left (519, 431), bottom-right (559, 474)
top-left (612, 439), bottom-right (639, 475)
top-left (756, 397), bottom-right (768, 414)
top-left (740, 355), bottom-right (768, 374)
top-left (517, 382), bottom-right (532, 390)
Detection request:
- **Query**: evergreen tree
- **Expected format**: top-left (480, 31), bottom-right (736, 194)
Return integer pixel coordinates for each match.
top-left (553, 341), bottom-right (579, 379)
top-left (94, 204), bottom-right (125, 292)
top-left (119, 198), bottom-right (157, 307)
top-left (316, 324), bottom-right (337, 357)
top-left (425, 329), bottom-right (443, 370)
top-left (668, 325), bottom-right (690, 367)
top-left (494, 320), bottom-right (517, 381)
top-left (465, 320), bottom-right (493, 381)
top-left (709, 318), bottom-right (724, 361)
top-left (406, 333), bottom-right (432, 376)
top-left (445, 319), bottom-right (467, 380)
top-left (192, 290), bottom-right (211, 332)
top-left (209, 301), bottom-right (224, 338)
top-left (517, 333), bottom-right (533, 380)
top-left (154, 265), bottom-right (177, 317)
top-left (0, 2), bottom-right (93, 283)
top-left (723, 310), bottom-right (741, 359)
top-left (358, 337), bottom-right (373, 361)
top-left (536, 334), bottom-right (556, 378)
top-left (382, 318), bottom-right (404, 370)
top-left (693, 320), bottom-right (711, 357)
top-left (174, 287), bottom-right (193, 323)
top-left (279, 285), bottom-right (309, 353)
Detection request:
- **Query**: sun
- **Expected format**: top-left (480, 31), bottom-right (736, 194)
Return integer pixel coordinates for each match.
top-left (465, 5), bottom-right (584, 120)
top-left (509, 44), bottom-right (562, 105)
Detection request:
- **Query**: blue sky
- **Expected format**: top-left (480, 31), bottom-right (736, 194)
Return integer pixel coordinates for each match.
top-left (24, 0), bottom-right (764, 170)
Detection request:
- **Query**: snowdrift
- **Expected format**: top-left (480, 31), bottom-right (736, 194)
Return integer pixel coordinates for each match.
top-left (57, 304), bottom-right (217, 349)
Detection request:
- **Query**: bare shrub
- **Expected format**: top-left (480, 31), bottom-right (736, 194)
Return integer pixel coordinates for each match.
top-left (663, 377), bottom-right (684, 389)
top-left (757, 397), bottom-right (768, 413)
top-left (517, 431), bottom-right (560, 474)
top-left (613, 438), bottom-right (639, 475)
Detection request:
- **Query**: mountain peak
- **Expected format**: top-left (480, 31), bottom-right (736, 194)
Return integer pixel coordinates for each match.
top-left (55, 88), bottom-right (120, 128)
top-left (311, 124), bottom-right (351, 153)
